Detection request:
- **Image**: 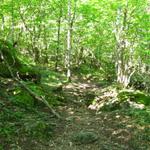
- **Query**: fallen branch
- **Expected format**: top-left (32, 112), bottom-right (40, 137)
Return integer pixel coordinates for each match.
top-left (0, 50), bottom-right (62, 119)
top-left (16, 79), bottom-right (62, 119)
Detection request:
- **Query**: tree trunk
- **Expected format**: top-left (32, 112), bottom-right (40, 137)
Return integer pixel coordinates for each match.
top-left (55, 8), bottom-right (62, 71)
top-left (11, 0), bottom-right (14, 45)
top-left (1, 15), bottom-right (4, 31)
top-left (66, 0), bottom-right (72, 81)
top-left (115, 2), bottom-right (135, 88)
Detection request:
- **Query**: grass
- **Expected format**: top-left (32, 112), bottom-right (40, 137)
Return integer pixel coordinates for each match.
top-left (0, 97), bottom-right (57, 149)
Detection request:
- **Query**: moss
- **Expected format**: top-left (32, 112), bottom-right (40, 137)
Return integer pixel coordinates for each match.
top-left (10, 87), bottom-right (34, 107)
top-left (118, 90), bottom-right (150, 106)
top-left (0, 40), bottom-right (41, 83)
top-left (72, 131), bottom-right (98, 144)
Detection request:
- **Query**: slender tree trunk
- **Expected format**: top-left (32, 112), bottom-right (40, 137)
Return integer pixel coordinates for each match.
top-left (43, 25), bottom-right (48, 65)
top-left (55, 8), bottom-right (62, 71)
top-left (77, 47), bottom-right (84, 67)
top-left (65, 0), bottom-right (76, 81)
top-left (66, 0), bottom-right (72, 81)
top-left (1, 15), bottom-right (4, 31)
top-left (11, 0), bottom-right (14, 44)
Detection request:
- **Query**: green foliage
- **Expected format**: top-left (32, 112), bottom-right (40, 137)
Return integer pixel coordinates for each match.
top-left (40, 69), bottom-right (67, 86)
top-left (0, 0), bottom-right (149, 84)
top-left (73, 64), bottom-right (103, 81)
top-left (118, 90), bottom-right (150, 105)
top-left (0, 40), bottom-right (21, 66)
top-left (130, 72), bottom-right (150, 92)
top-left (0, 40), bottom-right (41, 84)
top-left (23, 116), bottom-right (54, 138)
top-left (10, 86), bottom-right (34, 107)
top-left (9, 82), bottom-right (64, 107)
top-left (0, 0), bottom-right (149, 148)
top-left (126, 108), bottom-right (150, 126)
top-left (0, 97), bottom-right (56, 148)
top-left (100, 60), bottom-right (116, 81)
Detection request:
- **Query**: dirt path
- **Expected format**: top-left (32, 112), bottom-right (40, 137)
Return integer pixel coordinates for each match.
top-left (48, 80), bottom-right (135, 150)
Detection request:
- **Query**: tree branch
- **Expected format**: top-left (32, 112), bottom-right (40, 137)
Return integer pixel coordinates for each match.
top-left (0, 50), bottom-right (62, 119)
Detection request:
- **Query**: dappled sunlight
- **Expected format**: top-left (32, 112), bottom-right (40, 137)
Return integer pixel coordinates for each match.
top-left (0, 0), bottom-right (149, 149)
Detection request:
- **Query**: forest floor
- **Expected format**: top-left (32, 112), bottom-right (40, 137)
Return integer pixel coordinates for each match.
top-left (0, 76), bottom-right (150, 150)
top-left (48, 77), bottom-right (150, 150)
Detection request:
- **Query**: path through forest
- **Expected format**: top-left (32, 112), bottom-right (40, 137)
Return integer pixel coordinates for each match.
top-left (1, 77), bottom-right (149, 150)
top-left (48, 78), bottom-right (138, 150)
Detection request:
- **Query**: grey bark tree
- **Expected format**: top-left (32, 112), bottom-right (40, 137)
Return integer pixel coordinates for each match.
top-left (65, 0), bottom-right (76, 81)
top-left (55, 5), bottom-right (62, 71)
top-left (114, 1), bottom-right (135, 88)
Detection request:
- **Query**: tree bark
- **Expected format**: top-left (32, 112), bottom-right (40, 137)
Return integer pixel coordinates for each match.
top-left (66, 0), bottom-right (72, 81)
top-left (55, 7), bottom-right (62, 71)
top-left (65, 0), bottom-right (76, 81)
top-left (11, 0), bottom-right (15, 45)
top-left (115, 2), bottom-right (135, 88)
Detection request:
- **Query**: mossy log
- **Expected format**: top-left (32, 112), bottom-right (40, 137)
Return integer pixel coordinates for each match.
top-left (0, 40), bottom-right (40, 83)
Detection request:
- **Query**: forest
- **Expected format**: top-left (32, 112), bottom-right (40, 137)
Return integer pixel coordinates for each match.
top-left (0, 0), bottom-right (150, 149)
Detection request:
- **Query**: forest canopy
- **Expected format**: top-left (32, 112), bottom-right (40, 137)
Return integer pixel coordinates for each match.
top-left (0, 0), bottom-right (149, 86)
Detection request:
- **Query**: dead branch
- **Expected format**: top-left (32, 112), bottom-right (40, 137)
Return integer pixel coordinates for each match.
top-left (0, 50), bottom-right (62, 119)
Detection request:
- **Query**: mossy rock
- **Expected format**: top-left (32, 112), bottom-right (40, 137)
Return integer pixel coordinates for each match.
top-left (0, 40), bottom-right (41, 83)
top-left (0, 40), bottom-right (21, 66)
top-left (0, 40), bottom-right (21, 77)
top-left (118, 90), bottom-right (150, 106)
top-left (71, 131), bottom-right (98, 144)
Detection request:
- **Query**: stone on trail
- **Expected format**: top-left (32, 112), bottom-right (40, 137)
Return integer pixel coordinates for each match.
top-left (71, 131), bottom-right (98, 144)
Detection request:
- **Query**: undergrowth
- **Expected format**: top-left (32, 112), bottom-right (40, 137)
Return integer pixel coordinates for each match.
top-left (0, 70), bottom-right (66, 149)
top-left (0, 97), bottom-right (57, 149)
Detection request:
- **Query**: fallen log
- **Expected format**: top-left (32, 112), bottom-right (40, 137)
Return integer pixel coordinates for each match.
top-left (0, 50), bottom-right (62, 119)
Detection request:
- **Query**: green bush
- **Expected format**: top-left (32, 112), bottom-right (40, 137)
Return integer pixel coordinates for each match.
top-left (118, 90), bottom-right (150, 105)
top-left (10, 87), bottom-right (34, 107)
